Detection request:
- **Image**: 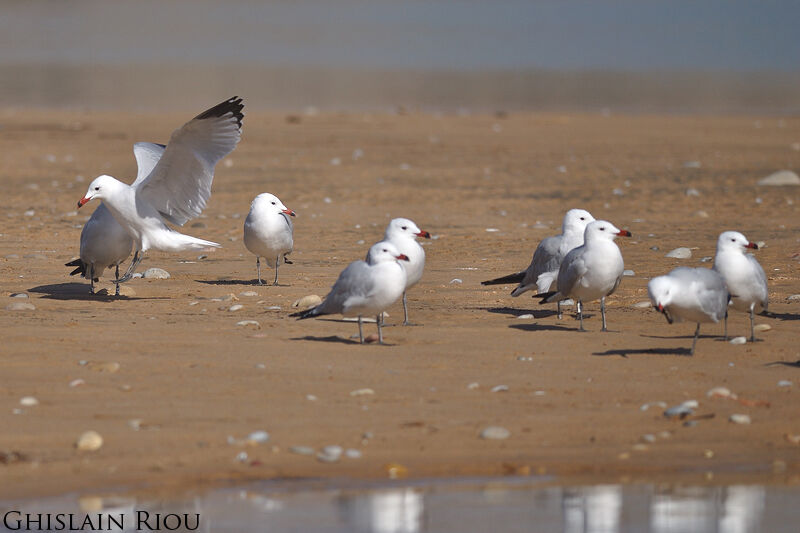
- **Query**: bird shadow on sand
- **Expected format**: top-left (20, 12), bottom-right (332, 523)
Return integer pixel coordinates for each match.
top-left (508, 323), bottom-right (575, 333)
top-left (765, 311), bottom-right (800, 322)
top-left (28, 282), bottom-right (157, 301)
top-left (195, 279), bottom-right (268, 286)
top-left (764, 360), bottom-right (800, 369)
top-left (592, 347), bottom-right (692, 358)
top-left (480, 306), bottom-right (560, 319)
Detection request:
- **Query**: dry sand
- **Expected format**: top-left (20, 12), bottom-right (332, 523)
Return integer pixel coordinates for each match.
top-left (1, 108), bottom-right (799, 499)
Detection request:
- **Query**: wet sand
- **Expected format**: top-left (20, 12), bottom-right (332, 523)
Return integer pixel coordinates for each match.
top-left (1, 108), bottom-right (799, 499)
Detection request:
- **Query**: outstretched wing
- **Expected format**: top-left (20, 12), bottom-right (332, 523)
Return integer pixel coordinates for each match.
top-left (132, 142), bottom-right (166, 183)
top-left (134, 96), bottom-right (244, 226)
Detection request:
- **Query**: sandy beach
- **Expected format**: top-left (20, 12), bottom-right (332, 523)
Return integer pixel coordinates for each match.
top-left (1, 108), bottom-right (799, 499)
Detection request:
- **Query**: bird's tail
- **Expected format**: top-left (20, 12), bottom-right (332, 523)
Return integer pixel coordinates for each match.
top-left (535, 271), bottom-right (557, 294)
top-left (65, 258), bottom-right (86, 277)
top-left (290, 306), bottom-right (323, 320)
top-left (481, 271), bottom-right (525, 286)
top-left (538, 291), bottom-right (561, 304)
top-left (167, 232), bottom-right (222, 251)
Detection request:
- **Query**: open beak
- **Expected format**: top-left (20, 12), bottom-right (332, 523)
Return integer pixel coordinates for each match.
top-left (617, 230), bottom-right (632, 237)
top-left (746, 241), bottom-right (758, 250)
top-left (396, 254), bottom-right (410, 262)
top-left (416, 230), bottom-right (431, 239)
top-left (77, 196), bottom-right (91, 208)
top-left (282, 208), bottom-right (296, 217)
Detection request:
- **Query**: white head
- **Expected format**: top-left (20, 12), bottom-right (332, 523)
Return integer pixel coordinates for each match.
top-left (366, 241), bottom-right (410, 265)
top-left (562, 209), bottom-right (595, 235)
top-left (384, 218), bottom-right (431, 240)
top-left (583, 220), bottom-right (631, 243)
top-left (647, 275), bottom-right (675, 321)
top-left (77, 175), bottom-right (123, 208)
top-left (716, 231), bottom-right (757, 253)
top-left (251, 192), bottom-right (295, 217)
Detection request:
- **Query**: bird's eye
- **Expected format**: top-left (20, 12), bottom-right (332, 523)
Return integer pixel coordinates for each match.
top-left (94, 187), bottom-right (99, 191)
top-left (600, 227), bottom-right (605, 231)
top-left (580, 217), bottom-right (585, 220)
top-left (271, 201), bottom-right (276, 205)
top-left (401, 226), bottom-right (407, 230)
top-left (731, 238), bottom-right (735, 242)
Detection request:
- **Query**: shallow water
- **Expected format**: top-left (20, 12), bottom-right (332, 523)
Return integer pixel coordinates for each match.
top-left (2, 478), bottom-right (799, 532)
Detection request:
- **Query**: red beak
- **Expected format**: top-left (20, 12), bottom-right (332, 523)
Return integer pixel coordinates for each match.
top-left (282, 208), bottom-right (296, 217)
top-left (657, 303), bottom-right (664, 312)
top-left (416, 230), bottom-right (431, 239)
top-left (746, 242), bottom-right (758, 250)
top-left (396, 254), bottom-right (410, 262)
top-left (617, 230), bottom-right (632, 237)
top-left (77, 197), bottom-right (90, 208)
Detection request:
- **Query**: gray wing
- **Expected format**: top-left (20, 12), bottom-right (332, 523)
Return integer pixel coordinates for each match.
top-left (747, 254), bottom-right (769, 309)
top-left (134, 97), bottom-right (244, 226)
top-left (316, 261), bottom-right (374, 315)
top-left (519, 235), bottom-right (562, 292)
top-left (556, 247), bottom-right (587, 297)
top-left (132, 142), bottom-right (166, 183)
top-left (674, 267), bottom-right (729, 320)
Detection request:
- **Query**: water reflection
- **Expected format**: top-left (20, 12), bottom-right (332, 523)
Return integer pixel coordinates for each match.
top-left (1, 480), bottom-right (797, 532)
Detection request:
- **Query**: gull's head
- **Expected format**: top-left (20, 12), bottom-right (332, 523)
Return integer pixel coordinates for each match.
top-left (367, 241), bottom-right (410, 265)
top-left (717, 231), bottom-right (756, 253)
top-left (584, 220), bottom-right (631, 242)
top-left (647, 275), bottom-right (674, 321)
top-left (252, 192), bottom-right (295, 217)
top-left (562, 209), bottom-right (595, 234)
top-left (78, 175), bottom-right (118, 208)
top-left (385, 218), bottom-right (430, 240)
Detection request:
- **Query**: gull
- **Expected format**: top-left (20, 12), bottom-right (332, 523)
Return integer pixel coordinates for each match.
top-left (77, 96), bottom-right (244, 284)
top-left (367, 218), bottom-right (430, 325)
top-left (291, 241), bottom-right (409, 344)
top-left (243, 193), bottom-right (296, 285)
top-left (538, 220), bottom-right (630, 331)
top-left (713, 231), bottom-right (768, 342)
top-left (482, 208), bottom-right (594, 317)
top-left (648, 267), bottom-right (729, 355)
top-left (65, 203), bottom-right (133, 296)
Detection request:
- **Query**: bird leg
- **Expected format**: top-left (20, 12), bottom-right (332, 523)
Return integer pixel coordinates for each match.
top-left (114, 250), bottom-right (141, 284)
top-left (114, 264), bottom-right (120, 296)
top-left (577, 300), bottom-right (585, 332)
top-left (89, 264), bottom-right (95, 295)
top-left (377, 314), bottom-right (384, 344)
top-left (723, 313), bottom-right (728, 341)
top-left (357, 316), bottom-right (364, 344)
top-left (401, 291), bottom-right (419, 326)
top-left (256, 257), bottom-right (263, 285)
top-left (749, 304), bottom-right (756, 343)
top-left (273, 255), bottom-right (280, 286)
top-left (557, 300), bottom-right (563, 320)
top-left (600, 296), bottom-right (608, 332)
top-left (691, 323), bottom-right (701, 355)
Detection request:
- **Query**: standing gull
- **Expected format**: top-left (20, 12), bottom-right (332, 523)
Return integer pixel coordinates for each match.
top-left (65, 203), bottom-right (133, 296)
top-left (291, 241), bottom-right (409, 344)
top-left (243, 193), bottom-right (296, 285)
top-left (482, 208), bottom-right (594, 318)
top-left (538, 220), bottom-right (630, 331)
top-left (77, 96), bottom-right (244, 283)
top-left (712, 231), bottom-right (768, 342)
top-left (367, 218), bottom-right (430, 325)
top-left (648, 267), bottom-right (729, 355)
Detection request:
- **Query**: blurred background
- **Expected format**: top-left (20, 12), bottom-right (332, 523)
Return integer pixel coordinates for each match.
top-left (1, 0), bottom-right (799, 113)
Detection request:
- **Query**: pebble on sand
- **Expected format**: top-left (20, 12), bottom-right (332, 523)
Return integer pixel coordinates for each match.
top-left (292, 295), bottom-right (322, 309)
top-left (753, 324), bottom-right (771, 333)
top-left (757, 170), bottom-right (800, 186)
top-left (236, 320), bottom-right (260, 328)
top-left (706, 387), bottom-right (735, 399)
top-left (246, 431), bottom-right (270, 444)
top-left (778, 380), bottom-right (793, 388)
top-left (228, 304), bottom-right (244, 312)
top-left (350, 388), bottom-right (375, 396)
top-left (19, 397), bottom-right (39, 407)
top-left (289, 446), bottom-right (315, 456)
top-left (6, 302), bottom-right (35, 311)
top-left (480, 426), bottom-right (511, 440)
top-left (317, 445), bottom-right (343, 463)
top-left (76, 431), bottom-right (104, 451)
top-left (9, 293), bottom-right (28, 298)
top-left (665, 247), bottom-right (692, 259)
top-left (633, 301), bottom-right (652, 308)
top-left (143, 268), bottom-right (170, 279)
top-left (729, 336), bottom-right (747, 345)
top-left (729, 414), bottom-right (752, 425)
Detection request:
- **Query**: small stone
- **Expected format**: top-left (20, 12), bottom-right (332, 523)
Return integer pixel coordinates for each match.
top-left (240, 291), bottom-right (258, 297)
top-left (491, 385), bottom-right (509, 393)
top-left (69, 379), bottom-right (85, 387)
top-left (236, 320), bottom-right (260, 328)
top-left (128, 419), bottom-right (142, 431)
top-left (788, 294), bottom-right (800, 301)
top-left (143, 268), bottom-right (170, 279)
top-left (6, 302), bottom-right (35, 311)
top-left (640, 401), bottom-right (667, 411)
top-left (516, 314), bottom-right (534, 319)
top-left (306, 394), bottom-right (317, 401)
top-left (729, 414), bottom-right (751, 425)
top-left (753, 324), bottom-right (771, 332)
top-left (729, 336), bottom-right (747, 345)
top-left (485, 228), bottom-right (500, 232)
top-left (685, 188), bottom-right (701, 196)
top-left (480, 426), bottom-right (511, 440)
top-left (706, 386), bottom-right (734, 399)
top-left (632, 443), bottom-right (649, 452)
top-left (663, 401), bottom-right (696, 419)
top-left (88, 361), bottom-right (120, 373)
top-left (640, 434), bottom-right (657, 443)
top-left (467, 382), bottom-right (480, 390)
top-left (703, 449), bottom-right (715, 458)
top-left (778, 380), bottom-right (793, 387)
top-left (633, 301), bottom-right (652, 309)
top-left (19, 396), bottom-right (38, 407)
top-left (246, 431), bottom-right (270, 444)
top-left (623, 269), bottom-right (634, 277)
top-left (345, 449), bottom-right (363, 459)
top-left (289, 446), bottom-right (315, 456)
top-left (385, 463), bottom-right (409, 479)
top-left (292, 295), bottom-right (322, 308)
top-left (317, 445), bottom-right (343, 463)
top-left (9, 293), bottom-right (28, 298)
top-left (665, 247), bottom-right (692, 259)
top-left (350, 388), bottom-right (374, 396)
top-left (449, 278), bottom-right (463, 284)
top-left (757, 170), bottom-right (800, 186)
top-left (235, 451), bottom-right (248, 463)
top-left (694, 210), bottom-right (710, 218)
top-left (76, 431), bottom-right (103, 451)
top-left (784, 434), bottom-right (800, 445)
top-left (228, 304), bottom-right (244, 312)
top-left (117, 286), bottom-right (136, 297)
